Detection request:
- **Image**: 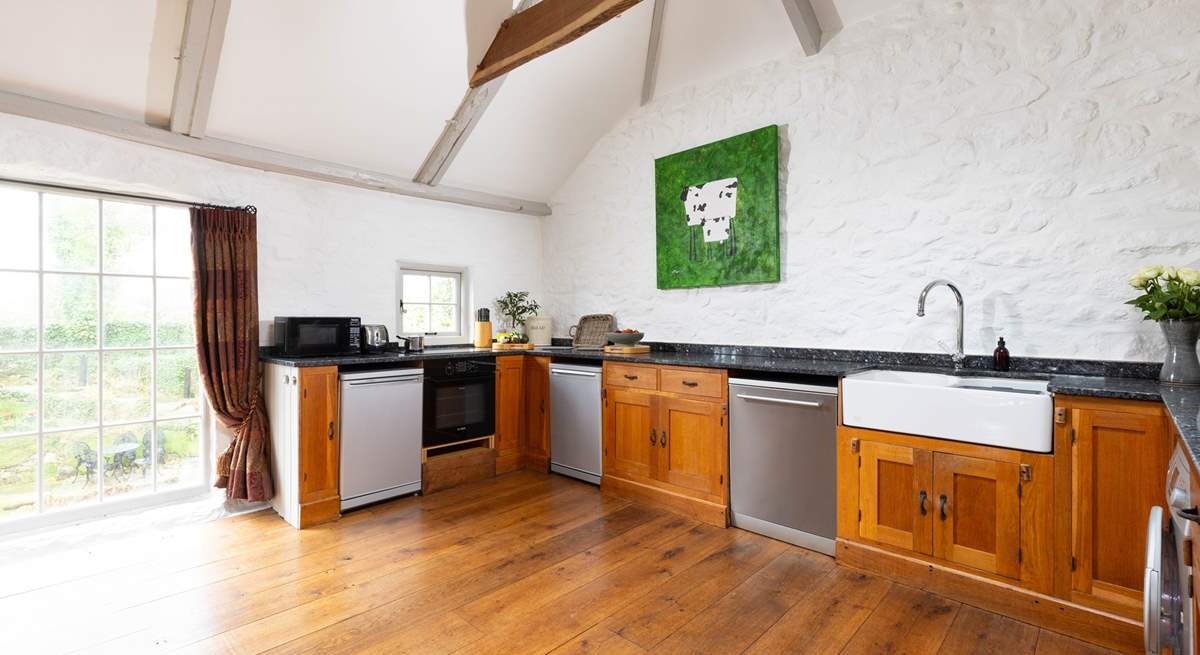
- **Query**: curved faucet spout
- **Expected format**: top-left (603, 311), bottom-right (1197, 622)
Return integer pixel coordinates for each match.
top-left (916, 279), bottom-right (965, 368)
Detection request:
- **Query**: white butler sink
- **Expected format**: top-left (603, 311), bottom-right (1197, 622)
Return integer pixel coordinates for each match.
top-left (842, 370), bottom-right (1053, 452)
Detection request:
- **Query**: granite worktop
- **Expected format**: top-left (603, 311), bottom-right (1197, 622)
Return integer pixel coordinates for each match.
top-left (259, 343), bottom-right (1199, 470)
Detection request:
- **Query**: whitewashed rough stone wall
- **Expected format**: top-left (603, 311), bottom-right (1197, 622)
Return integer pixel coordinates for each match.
top-left (544, 0), bottom-right (1200, 361)
top-left (0, 114), bottom-right (545, 344)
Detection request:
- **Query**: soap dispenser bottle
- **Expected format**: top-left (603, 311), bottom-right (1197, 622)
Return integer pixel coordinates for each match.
top-left (993, 337), bottom-right (1010, 372)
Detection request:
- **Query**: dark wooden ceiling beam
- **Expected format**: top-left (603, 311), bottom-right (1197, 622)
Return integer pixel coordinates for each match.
top-left (470, 0), bottom-right (643, 88)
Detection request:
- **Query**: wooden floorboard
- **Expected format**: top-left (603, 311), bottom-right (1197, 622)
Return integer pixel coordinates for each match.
top-left (0, 470), bottom-right (1126, 654)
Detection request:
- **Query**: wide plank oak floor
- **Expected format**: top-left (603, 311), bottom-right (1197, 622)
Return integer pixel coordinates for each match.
top-left (0, 470), bottom-right (1119, 654)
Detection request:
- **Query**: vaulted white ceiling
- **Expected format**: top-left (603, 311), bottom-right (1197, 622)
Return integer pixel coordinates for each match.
top-left (0, 0), bottom-right (891, 205)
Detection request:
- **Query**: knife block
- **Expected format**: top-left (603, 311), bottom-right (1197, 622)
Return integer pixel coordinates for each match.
top-left (473, 321), bottom-right (493, 348)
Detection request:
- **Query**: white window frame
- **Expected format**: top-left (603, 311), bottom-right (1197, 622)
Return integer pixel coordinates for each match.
top-left (0, 180), bottom-right (211, 535)
top-left (395, 262), bottom-right (470, 346)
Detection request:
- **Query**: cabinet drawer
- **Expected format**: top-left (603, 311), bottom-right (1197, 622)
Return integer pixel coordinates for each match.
top-left (660, 368), bottom-right (723, 398)
top-left (606, 363), bottom-right (658, 390)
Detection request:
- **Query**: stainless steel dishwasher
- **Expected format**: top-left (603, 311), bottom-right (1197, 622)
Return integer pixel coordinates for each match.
top-left (549, 362), bottom-right (603, 484)
top-left (338, 368), bottom-right (423, 511)
top-left (729, 377), bottom-right (838, 555)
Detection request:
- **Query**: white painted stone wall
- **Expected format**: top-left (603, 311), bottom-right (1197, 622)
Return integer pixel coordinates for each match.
top-left (544, 0), bottom-right (1200, 361)
top-left (0, 114), bottom-right (544, 345)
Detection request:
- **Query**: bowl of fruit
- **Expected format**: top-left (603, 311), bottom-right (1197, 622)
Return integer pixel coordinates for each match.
top-left (606, 328), bottom-right (644, 346)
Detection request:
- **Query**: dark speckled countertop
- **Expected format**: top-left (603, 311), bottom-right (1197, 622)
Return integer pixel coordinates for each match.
top-left (259, 344), bottom-right (1200, 471)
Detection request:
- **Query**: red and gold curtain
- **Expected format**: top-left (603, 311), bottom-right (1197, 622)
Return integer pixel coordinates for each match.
top-left (190, 206), bottom-right (272, 501)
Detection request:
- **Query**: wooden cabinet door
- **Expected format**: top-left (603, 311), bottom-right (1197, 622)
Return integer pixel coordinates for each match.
top-left (523, 356), bottom-right (550, 466)
top-left (495, 356), bottom-right (525, 470)
top-left (655, 395), bottom-right (726, 498)
top-left (1071, 406), bottom-right (1168, 615)
top-left (298, 366), bottom-right (339, 504)
top-left (932, 452), bottom-right (1021, 579)
top-left (858, 440), bottom-right (933, 555)
top-left (603, 387), bottom-right (655, 481)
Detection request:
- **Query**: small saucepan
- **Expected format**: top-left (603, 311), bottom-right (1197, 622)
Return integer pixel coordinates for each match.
top-left (397, 335), bottom-right (425, 352)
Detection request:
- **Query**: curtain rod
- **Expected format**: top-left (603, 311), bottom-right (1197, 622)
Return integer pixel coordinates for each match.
top-left (0, 176), bottom-right (255, 214)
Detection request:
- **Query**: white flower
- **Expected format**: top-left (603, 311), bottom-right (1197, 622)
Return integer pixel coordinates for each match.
top-left (1164, 266), bottom-right (1179, 280)
top-left (1179, 268), bottom-right (1200, 286)
top-left (1130, 265), bottom-right (1162, 288)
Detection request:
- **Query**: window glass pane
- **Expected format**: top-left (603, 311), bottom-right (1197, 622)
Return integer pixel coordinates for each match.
top-left (157, 417), bottom-right (201, 490)
top-left (157, 349), bottom-right (199, 419)
top-left (102, 201), bottom-right (153, 274)
top-left (42, 429), bottom-right (99, 511)
top-left (103, 423), bottom-right (153, 499)
top-left (43, 194), bottom-right (98, 272)
top-left (44, 274), bottom-right (98, 349)
top-left (0, 354), bottom-right (37, 436)
top-left (102, 350), bottom-right (151, 423)
top-left (157, 278), bottom-right (195, 346)
top-left (403, 274), bottom-right (430, 303)
top-left (402, 304), bottom-right (429, 334)
top-left (43, 352), bottom-right (98, 430)
top-left (103, 277), bottom-right (153, 347)
top-left (0, 435), bottom-right (38, 519)
top-left (430, 275), bottom-right (457, 304)
top-left (431, 305), bottom-right (457, 333)
top-left (0, 272), bottom-right (38, 351)
top-left (155, 206), bottom-right (192, 277)
top-left (0, 187), bottom-right (39, 270)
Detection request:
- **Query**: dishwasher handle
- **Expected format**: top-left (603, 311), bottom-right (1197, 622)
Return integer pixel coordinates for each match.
top-left (551, 369), bottom-right (598, 378)
top-left (734, 393), bottom-right (825, 408)
top-left (345, 376), bottom-right (423, 387)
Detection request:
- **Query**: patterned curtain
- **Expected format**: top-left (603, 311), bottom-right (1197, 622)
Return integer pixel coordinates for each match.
top-left (190, 206), bottom-right (272, 501)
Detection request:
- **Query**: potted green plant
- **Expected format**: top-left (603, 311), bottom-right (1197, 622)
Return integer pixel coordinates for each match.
top-left (495, 291), bottom-right (540, 343)
top-left (1126, 265), bottom-right (1200, 384)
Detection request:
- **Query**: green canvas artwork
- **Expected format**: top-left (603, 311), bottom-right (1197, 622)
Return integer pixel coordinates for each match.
top-left (655, 125), bottom-right (780, 289)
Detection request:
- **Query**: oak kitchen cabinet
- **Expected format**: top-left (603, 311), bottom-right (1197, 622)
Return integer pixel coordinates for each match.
top-left (522, 356), bottom-right (551, 471)
top-left (1054, 395), bottom-right (1170, 619)
top-left (840, 426), bottom-right (1050, 590)
top-left (601, 362), bottom-right (729, 526)
top-left (265, 363), bottom-right (342, 528)
top-left (495, 355), bottom-right (526, 474)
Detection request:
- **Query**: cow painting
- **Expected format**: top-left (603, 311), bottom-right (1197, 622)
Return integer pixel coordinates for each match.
top-left (680, 177), bottom-right (739, 260)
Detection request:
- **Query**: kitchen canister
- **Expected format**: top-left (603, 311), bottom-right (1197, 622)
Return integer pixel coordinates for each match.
top-left (525, 315), bottom-right (552, 346)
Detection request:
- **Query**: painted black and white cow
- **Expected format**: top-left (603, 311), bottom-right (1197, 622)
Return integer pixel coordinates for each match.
top-left (680, 177), bottom-right (739, 259)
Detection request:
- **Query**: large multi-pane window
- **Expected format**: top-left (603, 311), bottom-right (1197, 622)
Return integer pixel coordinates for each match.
top-left (0, 183), bottom-right (206, 524)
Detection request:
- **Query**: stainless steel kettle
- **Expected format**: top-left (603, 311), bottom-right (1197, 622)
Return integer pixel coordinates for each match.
top-left (360, 325), bottom-right (389, 350)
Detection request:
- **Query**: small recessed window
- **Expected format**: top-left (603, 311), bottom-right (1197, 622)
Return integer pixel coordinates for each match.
top-left (397, 264), bottom-right (467, 338)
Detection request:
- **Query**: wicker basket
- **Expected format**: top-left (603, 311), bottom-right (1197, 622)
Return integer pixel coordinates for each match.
top-left (569, 314), bottom-right (615, 349)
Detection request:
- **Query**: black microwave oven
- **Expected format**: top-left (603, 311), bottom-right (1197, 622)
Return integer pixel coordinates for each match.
top-left (273, 317), bottom-right (361, 357)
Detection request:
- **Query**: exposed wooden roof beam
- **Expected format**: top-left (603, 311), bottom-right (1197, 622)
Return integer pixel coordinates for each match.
top-left (0, 90), bottom-right (550, 216)
top-left (414, 0), bottom-right (539, 186)
top-left (169, 0), bottom-right (231, 137)
top-left (640, 0), bottom-right (666, 105)
top-left (780, 0), bottom-right (822, 56)
top-left (470, 0), bottom-right (642, 88)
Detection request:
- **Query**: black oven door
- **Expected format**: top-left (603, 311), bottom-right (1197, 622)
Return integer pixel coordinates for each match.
top-left (423, 374), bottom-right (496, 447)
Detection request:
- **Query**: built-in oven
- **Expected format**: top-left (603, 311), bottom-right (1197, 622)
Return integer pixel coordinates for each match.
top-left (423, 357), bottom-right (495, 448)
top-left (273, 316), bottom-right (361, 357)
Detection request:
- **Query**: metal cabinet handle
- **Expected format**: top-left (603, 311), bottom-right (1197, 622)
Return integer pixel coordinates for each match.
top-left (919, 490), bottom-right (928, 516)
top-left (681, 380), bottom-right (699, 387)
top-left (328, 421), bottom-right (334, 440)
top-left (650, 428), bottom-right (657, 446)
top-left (624, 374), bottom-right (639, 380)
top-left (660, 430), bottom-right (667, 448)
top-left (939, 494), bottom-right (948, 521)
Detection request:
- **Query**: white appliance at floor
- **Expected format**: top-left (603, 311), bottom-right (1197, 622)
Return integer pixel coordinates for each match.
top-left (549, 362), bottom-right (603, 484)
top-left (1144, 444), bottom-right (1196, 654)
top-left (338, 368), bottom-right (424, 511)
